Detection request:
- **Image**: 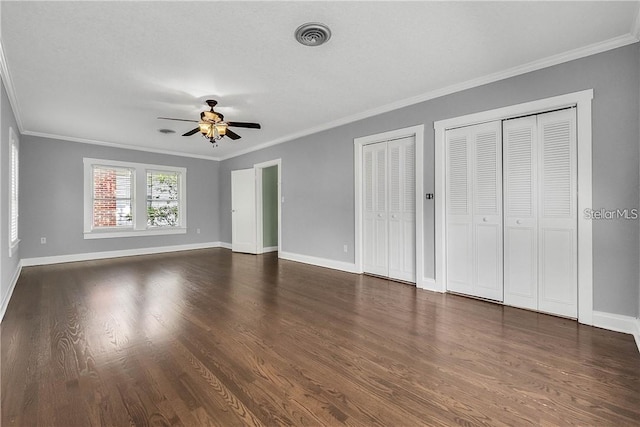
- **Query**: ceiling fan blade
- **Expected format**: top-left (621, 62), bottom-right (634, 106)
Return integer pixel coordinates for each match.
top-left (227, 121), bottom-right (261, 129)
top-left (182, 128), bottom-right (201, 136)
top-left (158, 117), bottom-right (199, 123)
top-left (225, 129), bottom-right (241, 140)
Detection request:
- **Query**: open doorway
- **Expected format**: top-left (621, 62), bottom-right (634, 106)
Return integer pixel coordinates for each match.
top-left (255, 159), bottom-right (281, 254)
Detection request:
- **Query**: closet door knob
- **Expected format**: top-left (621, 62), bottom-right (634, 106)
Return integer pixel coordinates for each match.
top-left (516, 220), bottom-right (522, 225)
top-left (378, 213), bottom-right (383, 218)
top-left (483, 217), bottom-right (488, 222)
top-left (392, 214), bottom-right (397, 219)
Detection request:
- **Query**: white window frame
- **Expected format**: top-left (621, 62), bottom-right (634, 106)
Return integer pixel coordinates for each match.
top-left (9, 127), bottom-right (19, 256)
top-left (83, 158), bottom-right (187, 239)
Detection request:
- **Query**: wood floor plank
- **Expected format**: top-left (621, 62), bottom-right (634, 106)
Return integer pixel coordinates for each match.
top-left (2, 248), bottom-right (639, 426)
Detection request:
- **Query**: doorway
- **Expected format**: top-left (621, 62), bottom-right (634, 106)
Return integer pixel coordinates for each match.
top-left (354, 125), bottom-right (425, 285)
top-left (255, 160), bottom-right (281, 254)
top-left (231, 159), bottom-right (282, 255)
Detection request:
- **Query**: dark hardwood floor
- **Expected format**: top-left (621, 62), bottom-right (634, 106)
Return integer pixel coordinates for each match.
top-left (2, 248), bottom-right (639, 426)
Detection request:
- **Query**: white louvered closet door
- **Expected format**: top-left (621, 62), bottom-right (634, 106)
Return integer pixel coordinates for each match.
top-left (446, 121), bottom-right (503, 300)
top-left (363, 137), bottom-right (416, 282)
top-left (537, 109), bottom-right (577, 318)
top-left (388, 136), bottom-right (416, 282)
top-left (363, 143), bottom-right (389, 277)
top-left (504, 116), bottom-right (538, 310)
top-left (503, 109), bottom-right (577, 318)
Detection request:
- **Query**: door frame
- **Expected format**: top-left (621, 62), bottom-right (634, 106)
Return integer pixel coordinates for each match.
top-left (434, 89), bottom-right (594, 325)
top-left (354, 125), bottom-right (425, 286)
top-left (254, 159), bottom-right (282, 254)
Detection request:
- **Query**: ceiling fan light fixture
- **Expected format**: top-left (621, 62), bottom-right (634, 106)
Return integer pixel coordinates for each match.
top-left (199, 122), bottom-right (227, 140)
top-left (215, 124), bottom-right (227, 136)
top-left (295, 22), bottom-right (331, 47)
top-left (199, 122), bottom-right (211, 134)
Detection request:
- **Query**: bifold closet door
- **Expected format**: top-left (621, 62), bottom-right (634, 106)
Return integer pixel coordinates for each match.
top-left (363, 137), bottom-right (416, 282)
top-left (504, 109), bottom-right (577, 318)
top-left (445, 121), bottom-right (503, 301)
top-left (363, 143), bottom-right (388, 277)
top-left (503, 116), bottom-right (539, 310)
top-left (388, 137), bottom-right (416, 282)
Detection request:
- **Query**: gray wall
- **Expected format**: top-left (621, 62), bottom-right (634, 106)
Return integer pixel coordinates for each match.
top-left (262, 165), bottom-right (278, 247)
top-left (1, 78), bottom-right (21, 308)
top-left (220, 43), bottom-right (640, 318)
top-left (20, 136), bottom-right (220, 258)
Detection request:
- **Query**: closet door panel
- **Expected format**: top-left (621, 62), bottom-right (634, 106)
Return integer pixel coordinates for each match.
top-left (538, 109), bottom-right (577, 318)
top-left (503, 117), bottom-right (538, 310)
top-left (540, 228), bottom-right (575, 310)
top-left (363, 144), bottom-right (388, 276)
top-left (474, 223), bottom-right (502, 300)
top-left (472, 123), bottom-right (503, 301)
top-left (446, 128), bottom-right (473, 294)
top-left (388, 137), bottom-right (416, 282)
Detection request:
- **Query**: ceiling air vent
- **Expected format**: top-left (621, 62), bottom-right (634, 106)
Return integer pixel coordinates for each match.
top-left (295, 22), bottom-right (331, 47)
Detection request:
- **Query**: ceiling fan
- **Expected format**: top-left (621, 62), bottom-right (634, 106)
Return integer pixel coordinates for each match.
top-left (158, 100), bottom-right (261, 146)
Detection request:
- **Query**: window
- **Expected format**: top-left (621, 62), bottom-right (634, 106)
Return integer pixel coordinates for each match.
top-left (84, 158), bottom-right (186, 239)
top-left (9, 127), bottom-right (19, 255)
top-left (92, 165), bottom-right (133, 229)
top-left (147, 170), bottom-right (180, 227)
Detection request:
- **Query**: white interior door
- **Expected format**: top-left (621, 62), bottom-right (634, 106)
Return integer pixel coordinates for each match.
top-left (446, 121), bottom-right (503, 301)
top-left (388, 136), bottom-right (416, 282)
top-left (231, 168), bottom-right (258, 254)
top-left (537, 109), bottom-right (577, 318)
top-left (363, 143), bottom-right (388, 276)
top-left (504, 116), bottom-right (539, 310)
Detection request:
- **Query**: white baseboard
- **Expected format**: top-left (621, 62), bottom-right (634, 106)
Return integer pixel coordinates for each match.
top-left (279, 251), bottom-right (358, 274)
top-left (21, 242), bottom-right (225, 267)
top-left (219, 242), bottom-right (232, 250)
top-left (417, 277), bottom-right (441, 292)
top-left (592, 311), bottom-right (640, 354)
top-left (259, 246), bottom-right (278, 254)
top-left (0, 261), bottom-right (23, 323)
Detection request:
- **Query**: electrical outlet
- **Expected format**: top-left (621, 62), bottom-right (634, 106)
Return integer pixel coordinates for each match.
top-left (343, 244), bottom-right (348, 253)
top-left (40, 237), bottom-right (47, 244)
top-left (197, 228), bottom-right (201, 234)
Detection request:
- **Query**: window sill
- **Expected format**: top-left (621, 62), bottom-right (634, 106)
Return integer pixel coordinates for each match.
top-left (84, 227), bottom-right (187, 240)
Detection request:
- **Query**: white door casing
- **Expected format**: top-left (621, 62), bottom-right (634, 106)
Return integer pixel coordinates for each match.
top-left (231, 168), bottom-right (258, 254)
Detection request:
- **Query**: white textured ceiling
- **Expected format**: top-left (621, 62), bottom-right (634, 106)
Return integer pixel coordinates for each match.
top-left (1, 1), bottom-right (639, 160)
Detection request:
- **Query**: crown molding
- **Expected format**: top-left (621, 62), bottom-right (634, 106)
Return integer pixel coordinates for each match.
top-left (22, 130), bottom-right (221, 161)
top-left (0, 37), bottom-right (25, 133)
top-left (4, 28), bottom-right (638, 163)
top-left (221, 32), bottom-right (639, 161)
